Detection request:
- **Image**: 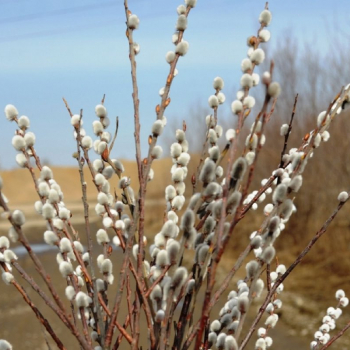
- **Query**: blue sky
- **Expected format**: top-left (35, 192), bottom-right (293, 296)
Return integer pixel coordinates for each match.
top-left (0, 0), bottom-right (348, 169)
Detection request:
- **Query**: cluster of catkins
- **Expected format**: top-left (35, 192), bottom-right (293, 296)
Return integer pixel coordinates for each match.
top-left (2, 1), bottom-right (350, 349)
top-left (3, 102), bottom-right (135, 330)
top-left (310, 290), bottom-right (349, 349)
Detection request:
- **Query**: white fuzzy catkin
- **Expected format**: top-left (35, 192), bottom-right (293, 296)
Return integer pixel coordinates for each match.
top-left (225, 335), bottom-right (238, 350)
top-left (259, 29), bottom-right (271, 42)
top-left (170, 143), bottom-right (182, 158)
top-left (177, 4), bottom-right (186, 14)
top-left (199, 160), bottom-right (215, 184)
top-left (59, 261), bottom-right (73, 277)
top-left (166, 51), bottom-right (176, 64)
top-left (12, 209), bottom-right (25, 226)
top-left (74, 241), bottom-right (84, 254)
top-left (208, 95), bottom-right (219, 108)
top-left (0, 339), bottom-right (12, 350)
top-left (171, 266), bottom-right (188, 288)
top-left (81, 136), bottom-right (93, 149)
top-left (250, 48), bottom-right (265, 65)
top-left (93, 121), bottom-right (104, 135)
top-left (213, 76), bottom-right (224, 90)
top-left (103, 217), bottom-right (113, 229)
top-left (75, 291), bottom-right (90, 308)
top-left (151, 145), bottom-right (163, 159)
top-left (59, 239), bottom-right (72, 256)
top-left (95, 104), bottom-right (107, 118)
top-left (243, 96), bottom-right (255, 109)
top-left (210, 320), bottom-right (221, 332)
top-left (128, 14), bottom-right (139, 29)
top-left (0, 236), bottom-right (10, 249)
top-left (42, 203), bottom-right (55, 219)
top-left (268, 82), bottom-right (281, 97)
top-left (272, 184), bottom-right (287, 204)
top-left (41, 166), bottom-right (53, 180)
top-left (259, 9), bottom-right (272, 26)
top-left (338, 191), bottom-right (349, 202)
top-left (38, 182), bottom-right (50, 197)
top-left (241, 58), bottom-right (252, 72)
top-left (8, 227), bottom-right (19, 243)
top-left (265, 314), bottom-right (278, 328)
top-left (167, 241), bottom-right (180, 263)
top-left (96, 229), bottom-right (109, 245)
top-left (101, 259), bottom-right (113, 274)
top-left (185, 0), bottom-right (197, 7)
top-left (101, 116), bottom-right (110, 128)
top-left (12, 135), bottom-right (26, 151)
top-left (218, 93), bottom-right (226, 103)
top-left (95, 173), bottom-right (106, 186)
top-left (240, 74), bottom-right (253, 88)
top-left (238, 295), bottom-right (249, 313)
top-left (97, 141), bottom-right (107, 155)
top-left (231, 157), bottom-right (247, 183)
top-left (152, 120), bottom-right (164, 136)
top-left (176, 14), bottom-right (187, 30)
top-left (48, 189), bottom-right (59, 204)
top-left (246, 260), bottom-right (259, 279)
top-left (2, 272), bottom-right (14, 285)
top-left (156, 250), bottom-right (169, 268)
top-left (97, 192), bottom-right (109, 205)
top-left (18, 115), bottom-right (30, 129)
top-left (65, 285), bottom-right (75, 301)
top-left (172, 168), bottom-right (185, 183)
top-left (23, 133), bottom-right (35, 148)
top-left (288, 175), bottom-right (302, 192)
top-left (255, 338), bottom-right (266, 350)
top-left (261, 246), bottom-right (275, 263)
top-left (44, 230), bottom-right (59, 245)
top-left (280, 124), bottom-right (289, 136)
top-left (226, 129), bottom-right (236, 141)
top-left (175, 41), bottom-right (189, 56)
top-left (70, 114), bottom-right (81, 126)
top-left (4, 104), bottom-right (18, 121)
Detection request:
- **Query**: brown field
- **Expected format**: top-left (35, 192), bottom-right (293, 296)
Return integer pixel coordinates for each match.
top-left (0, 159), bottom-right (349, 349)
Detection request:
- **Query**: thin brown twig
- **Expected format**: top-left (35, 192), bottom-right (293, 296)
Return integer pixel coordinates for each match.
top-left (278, 94), bottom-right (298, 170)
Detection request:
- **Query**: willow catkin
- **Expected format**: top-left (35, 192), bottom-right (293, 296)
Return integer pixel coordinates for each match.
top-left (226, 191), bottom-right (242, 214)
top-left (230, 157), bottom-right (247, 189)
top-left (199, 160), bottom-right (216, 184)
top-left (180, 209), bottom-right (195, 231)
top-left (171, 267), bottom-right (188, 288)
top-left (246, 260), bottom-right (259, 279)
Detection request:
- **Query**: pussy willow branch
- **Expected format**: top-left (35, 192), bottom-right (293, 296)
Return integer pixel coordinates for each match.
top-left (0, 193), bottom-right (76, 324)
top-left (319, 320), bottom-right (350, 350)
top-left (124, 2), bottom-right (145, 343)
top-left (242, 91), bottom-right (276, 199)
top-left (96, 295), bottom-right (133, 344)
top-left (141, 5), bottom-right (192, 187)
top-left (3, 271), bottom-right (66, 350)
top-left (192, 124), bottom-right (211, 194)
top-left (187, 83), bottom-right (349, 350)
top-left (74, 112), bottom-right (104, 343)
top-left (104, 250), bottom-right (129, 348)
top-left (238, 194), bottom-right (349, 349)
top-left (122, 3), bottom-right (195, 348)
top-left (11, 261), bottom-right (72, 330)
top-left (194, 34), bottom-right (270, 346)
top-left (62, 98), bottom-right (145, 348)
top-left (278, 94), bottom-right (298, 170)
top-left (128, 261), bottom-right (156, 347)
